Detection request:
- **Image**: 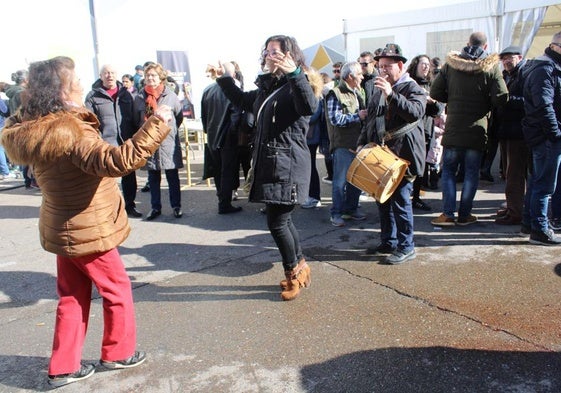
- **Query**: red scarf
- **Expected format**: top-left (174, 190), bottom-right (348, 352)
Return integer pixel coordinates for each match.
top-left (144, 83), bottom-right (165, 120)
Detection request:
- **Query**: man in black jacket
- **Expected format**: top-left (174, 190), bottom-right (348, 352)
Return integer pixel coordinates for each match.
top-left (358, 43), bottom-right (426, 264)
top-left (201, 62), bottom-right (243, 214)
top-left (494, 46), bottom-right (527, 226)
top-left (521, 32), bottom-right (561, 245)
top-left (85, 64), bottom-right (141, 218)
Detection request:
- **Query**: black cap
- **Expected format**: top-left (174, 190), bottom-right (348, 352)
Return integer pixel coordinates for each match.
top-left (499, 46), bottom-right (522, 58)
top-left (374, 43), bottom-right (407, 63)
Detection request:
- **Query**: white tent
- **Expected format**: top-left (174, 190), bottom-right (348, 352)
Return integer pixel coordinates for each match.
top-left (303, 35), bottom-right (346, 78)
top-left (342, 0), bottom-right (561, 62)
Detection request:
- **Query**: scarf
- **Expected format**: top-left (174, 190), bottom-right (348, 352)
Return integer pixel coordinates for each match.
top-left (144, 83), bottom-right (165, 120)
top-left (460, 45), bottom-right (488, 61)
top-left (545, 46), bottom-right (561, 65)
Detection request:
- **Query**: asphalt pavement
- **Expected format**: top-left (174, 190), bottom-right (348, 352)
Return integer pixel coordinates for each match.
top-left (1, 152), bottom-right (561, 393)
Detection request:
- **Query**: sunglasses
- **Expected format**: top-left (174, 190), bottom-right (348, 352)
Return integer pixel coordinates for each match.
top-left (360, 62), bottom-right (372, 67)
top-left (332, 69), bottom-right (341, 73)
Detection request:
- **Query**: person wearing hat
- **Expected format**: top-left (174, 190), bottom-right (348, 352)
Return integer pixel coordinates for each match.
top-left (357, 43), bottom-right (427, 264)
top-left (494, 45), bottom-right (528, 226)
top-left (430, 32), bottom-right (508, 227)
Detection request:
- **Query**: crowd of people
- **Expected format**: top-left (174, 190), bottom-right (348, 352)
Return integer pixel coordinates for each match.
top-left (3, 30), bottom-right (561, 387)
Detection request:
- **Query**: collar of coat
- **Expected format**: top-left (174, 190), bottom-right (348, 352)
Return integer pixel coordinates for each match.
top-left (445, 51), bottom-right (500, 74)
top-left (3, 107), bottom-right (99, 165)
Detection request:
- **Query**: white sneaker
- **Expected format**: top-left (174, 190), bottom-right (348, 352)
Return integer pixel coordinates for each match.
top-left (301, 198), bottom-right (321, 209)
top-left (1, 172), bottom-right (17, 180)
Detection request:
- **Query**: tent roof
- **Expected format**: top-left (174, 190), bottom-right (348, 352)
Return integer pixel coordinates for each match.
top-left (343, 0), bottom-right (561, 33)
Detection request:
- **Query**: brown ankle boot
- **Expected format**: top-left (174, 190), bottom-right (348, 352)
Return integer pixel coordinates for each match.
top-left (279, 258), bottom-right (311, 289)
top-left (280, 259), bottom-right (311, 301)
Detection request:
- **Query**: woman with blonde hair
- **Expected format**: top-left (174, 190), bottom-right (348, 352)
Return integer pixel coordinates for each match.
top-left (133, 63), bottom-right (184, 220)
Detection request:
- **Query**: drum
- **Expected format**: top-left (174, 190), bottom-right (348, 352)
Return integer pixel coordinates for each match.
top-left (346, 144), bottom-right (410, 203)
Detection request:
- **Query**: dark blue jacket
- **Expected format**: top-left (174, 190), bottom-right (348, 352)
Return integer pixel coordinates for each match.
top-left (522, 54), bottom-right (561, 147)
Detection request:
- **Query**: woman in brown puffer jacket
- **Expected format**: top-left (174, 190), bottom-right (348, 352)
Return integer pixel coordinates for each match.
top-left (1, 56), bottom-right (172, 388)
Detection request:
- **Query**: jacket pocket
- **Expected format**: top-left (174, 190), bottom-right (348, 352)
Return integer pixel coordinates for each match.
top-left (259, 142), bottom-right (292, 184)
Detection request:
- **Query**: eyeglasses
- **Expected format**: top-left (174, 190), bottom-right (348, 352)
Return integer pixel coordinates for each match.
top-left (262, 49), bottom-right (283, 58)
top-left (359, 62), bottom-right (372, 67)
top-left (332, 69), bottom-right (341, 73)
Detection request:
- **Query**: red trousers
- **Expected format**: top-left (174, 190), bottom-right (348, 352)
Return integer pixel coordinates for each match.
top-left (48, 248), bottom-right (137, 375)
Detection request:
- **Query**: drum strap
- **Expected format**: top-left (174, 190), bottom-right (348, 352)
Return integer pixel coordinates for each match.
top-left (383, 119), bottom-right (421, 143)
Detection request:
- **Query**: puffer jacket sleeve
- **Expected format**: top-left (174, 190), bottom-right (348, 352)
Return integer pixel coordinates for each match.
top-left (72, 115), bottom-right (171, 177)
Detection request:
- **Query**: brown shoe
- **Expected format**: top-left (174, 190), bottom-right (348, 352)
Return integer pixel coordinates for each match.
top-left (496, 208), bottom-right (508, 217)
top-left (431, 213), bottom-right (456, 227)
top-left (495, 214), bottom-right (521, 225)
top-left (280, 259), bottom-right (311, 301)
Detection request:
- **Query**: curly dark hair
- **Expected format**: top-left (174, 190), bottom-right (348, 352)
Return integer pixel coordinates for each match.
top-left (260, 35), bottom-right (307, 69)
top-left (23, 56), bottom-right (75, 119)
top-left (406, 54), bottom-right (431, 81)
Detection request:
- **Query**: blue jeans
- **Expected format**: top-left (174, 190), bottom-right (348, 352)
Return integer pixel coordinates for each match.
top-left (330, 148), bottom-right (361, 217)
top-left (0, 145), bottom-right (10, 175)
top-left (148, 169), bottom-right (181, 210)
top-left (376, 179), bottom-right (414, 252)
top-left (526, 140), bottom-right (561, 232)
top-left (550, 164), bottom-right (561, 220)
top-left (441, 147), bottom-right (483, 218)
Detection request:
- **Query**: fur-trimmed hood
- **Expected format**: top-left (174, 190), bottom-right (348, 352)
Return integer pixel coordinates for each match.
top-left (445, 51), bottom-right (500, 74)
top-left (2, 107), bottom-right (100, 165)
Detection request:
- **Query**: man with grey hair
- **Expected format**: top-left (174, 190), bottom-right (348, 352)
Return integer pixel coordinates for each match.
top-left (85, 64), bottom-right (141, 217)
top-left (325, 61), bottom-right (368, 227)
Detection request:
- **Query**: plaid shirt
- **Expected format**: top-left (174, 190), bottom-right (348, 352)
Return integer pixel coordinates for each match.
top-left (326, 94), bottom-right (361, 127)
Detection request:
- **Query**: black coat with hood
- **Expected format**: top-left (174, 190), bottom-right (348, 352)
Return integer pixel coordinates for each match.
top-left (521, 47), bottom-right (561, 147)
top-left (217, 69), bottom-right (319, 204)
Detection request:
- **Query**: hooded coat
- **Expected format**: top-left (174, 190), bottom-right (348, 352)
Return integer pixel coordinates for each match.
top-left (521, 50), bottom-right (561, 147)
top-left (430, 49), bottom-right (508, 151)
top-left (1, 108), bottom-right (170, 257)
top-left (217, 69), bottom-right (319, 204)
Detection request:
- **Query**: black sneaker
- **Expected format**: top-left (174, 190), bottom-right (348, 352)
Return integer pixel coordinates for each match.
top-left (100, 350), bottom-right (146, 369)
top-left (529, 229), bottom-right (561, 246)
top-left (365, 243), bottom-right (396, 255)
top-left (48, 363), bottom-right (95, 387)
top-left (518, 224), bottom-right (531, 237)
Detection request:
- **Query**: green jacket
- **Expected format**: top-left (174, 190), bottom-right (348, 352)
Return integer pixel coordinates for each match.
top-left (430, 51), bottom-right (508, 151)
top-left (325, 80), bottom-right (364, 152)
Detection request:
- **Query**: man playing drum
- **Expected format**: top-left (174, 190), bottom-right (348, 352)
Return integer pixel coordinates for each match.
top-left (357, 43), bottom-right (427, 264)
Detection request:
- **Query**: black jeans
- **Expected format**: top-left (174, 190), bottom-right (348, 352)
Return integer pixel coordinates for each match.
top-left (121, 171), bottom-right (138, 209)
top-left (265, 203), bottom-right (303, 271)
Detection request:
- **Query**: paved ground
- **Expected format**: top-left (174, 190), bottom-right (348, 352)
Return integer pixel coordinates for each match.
top-left (1, 153), bottom-right (561, 393)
